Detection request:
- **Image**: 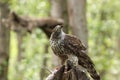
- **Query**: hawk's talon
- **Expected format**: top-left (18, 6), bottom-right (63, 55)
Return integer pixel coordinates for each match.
top-left (64, 65), bottom-right (68, 74)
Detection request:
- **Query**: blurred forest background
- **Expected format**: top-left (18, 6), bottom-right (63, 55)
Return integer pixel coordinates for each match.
top-left (0, 0), bottom-right (120, 80)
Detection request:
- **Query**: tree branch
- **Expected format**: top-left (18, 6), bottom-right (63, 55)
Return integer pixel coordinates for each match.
top-left (7, 11), bottom-right (64, 38)
top-left (46, 60), bottom-right (90, 80)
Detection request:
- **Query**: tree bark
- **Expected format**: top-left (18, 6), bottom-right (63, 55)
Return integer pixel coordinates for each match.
top-left (67, 0), bottom-right (88, 47)
top-left (0, 1), bottom-right (10, 80)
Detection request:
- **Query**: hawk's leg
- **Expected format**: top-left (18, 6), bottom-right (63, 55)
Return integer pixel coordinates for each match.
top-left (60, 58), bottom-right (68, 73)
top-left (64, 60), bottom-right (68, 74)
top-left (59, 56), bottom-right (68, 73)
top-left (64, 59), bottom-right (74, 73)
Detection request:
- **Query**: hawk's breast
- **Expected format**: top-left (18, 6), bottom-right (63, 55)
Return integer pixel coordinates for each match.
top-left (50, 39), bottom-right (66, 56)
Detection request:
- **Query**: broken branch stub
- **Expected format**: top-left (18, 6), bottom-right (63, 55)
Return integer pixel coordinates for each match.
top-left (46, 60), bottom-right (90, 80)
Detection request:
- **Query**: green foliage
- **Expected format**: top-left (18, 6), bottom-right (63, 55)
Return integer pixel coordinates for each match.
top-left (8, 0), bottom-right (51, 80)
top-left (9, 29), bottom-right (51, 80)
top-left (88, 0), bottom-right (120, 79)
top-left (8, 0), bottom-right (120, 80)
top-left (9, 0), bottom-right (50, 16)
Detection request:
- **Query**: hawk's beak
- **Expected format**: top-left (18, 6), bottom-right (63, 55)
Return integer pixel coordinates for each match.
top-left (56, 25), bottom-right (62, 29)
top-left (52, 25), bottom-right (62, 32)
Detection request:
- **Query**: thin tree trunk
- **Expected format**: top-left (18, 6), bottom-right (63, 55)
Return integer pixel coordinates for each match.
top-left (16, 31), bottom-right (26, 62)
top-left (67, 0), bottom-right (88, 47)
top-left (40, 44), bottom-right (49, 80)
top-left (0, 1), bottom-right (10, 80)
top-left (50, 0), bottom-right (69, 33)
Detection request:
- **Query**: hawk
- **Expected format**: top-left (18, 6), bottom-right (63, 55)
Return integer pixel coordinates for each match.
top-left (50, 25), bottom-right (100, 80)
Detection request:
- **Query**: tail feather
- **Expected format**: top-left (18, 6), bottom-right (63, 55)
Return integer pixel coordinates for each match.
top-left (87, 65), bottom-right (100, 80)
top-left (77, 52), bottom-right (100, 80)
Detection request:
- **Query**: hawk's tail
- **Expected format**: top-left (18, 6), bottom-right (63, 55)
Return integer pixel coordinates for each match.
top-left (77, 51), bottom-right (100, 80)
top-left (87, 64), bottom-right (100, 80)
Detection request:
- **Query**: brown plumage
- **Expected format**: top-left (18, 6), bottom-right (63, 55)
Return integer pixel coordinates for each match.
top-left (50, 25), bottom-right (100, 80)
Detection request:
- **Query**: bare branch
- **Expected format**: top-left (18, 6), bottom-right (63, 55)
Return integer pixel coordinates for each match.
top-left (7, 11), bottom-right (64, 38)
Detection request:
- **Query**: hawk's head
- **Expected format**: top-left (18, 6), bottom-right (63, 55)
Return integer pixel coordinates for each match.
top-left (51, 25), bottom-right (65, 39)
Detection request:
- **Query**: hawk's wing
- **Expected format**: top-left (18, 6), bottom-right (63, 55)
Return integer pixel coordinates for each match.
top-left (63, 34), bottom-right (100, 79)
top-left (64, 34), bottom-right (95, 68)
top-left (64, 34), bottom-right (86, 52)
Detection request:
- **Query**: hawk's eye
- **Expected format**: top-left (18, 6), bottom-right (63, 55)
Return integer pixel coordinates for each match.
top-left (60, 25), bottom-right (63, 28)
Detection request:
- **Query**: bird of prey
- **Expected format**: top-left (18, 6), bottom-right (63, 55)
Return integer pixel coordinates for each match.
top-left (50, 25), bottom-right (100, 80)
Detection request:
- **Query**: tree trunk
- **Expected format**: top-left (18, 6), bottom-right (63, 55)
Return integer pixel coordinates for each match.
top-left (16, 31), bottom-right (25, 62)
top-left (50, 0), bottom-right (69, 67)
top-left (40, 44), bottom-right (49, 80)
top-left (67, 0), bottom-right (88, 47)
top-left (50, 0), bottom-right (68, 33)
top-left (0, 1), bottom-right (10, 80)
